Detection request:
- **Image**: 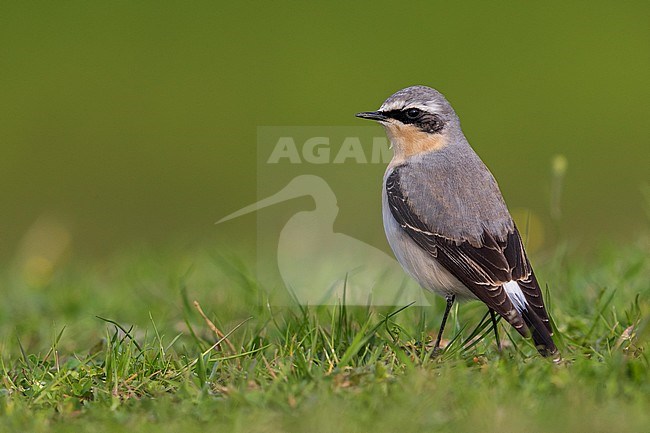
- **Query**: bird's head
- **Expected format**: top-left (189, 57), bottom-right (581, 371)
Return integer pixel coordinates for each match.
top-left (356, 85), bottom-right (459, 161)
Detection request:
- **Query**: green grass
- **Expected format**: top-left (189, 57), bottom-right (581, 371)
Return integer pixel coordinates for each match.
top-left (1, 236), bottom-right (649, 433)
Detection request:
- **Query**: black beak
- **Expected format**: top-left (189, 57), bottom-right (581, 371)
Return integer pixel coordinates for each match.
top-left (355, 111), bottom-right (388, 121)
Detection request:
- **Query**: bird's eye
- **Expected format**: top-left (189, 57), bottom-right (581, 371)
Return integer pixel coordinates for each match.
top-left (405, 108), bottom-right (422, 119)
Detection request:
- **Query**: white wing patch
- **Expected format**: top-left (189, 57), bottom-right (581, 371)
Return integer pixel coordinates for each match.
top-left (504, 280), bottom-right (528, 313)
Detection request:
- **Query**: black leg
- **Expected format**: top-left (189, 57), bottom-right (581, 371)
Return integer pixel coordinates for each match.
top-left (489, 309), bottom-right (501, 351)
top-left (434, 295), bottom-right (455, 351)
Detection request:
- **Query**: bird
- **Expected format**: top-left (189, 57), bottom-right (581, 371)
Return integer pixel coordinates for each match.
top-left (355, 85), bottom-right (558, 357)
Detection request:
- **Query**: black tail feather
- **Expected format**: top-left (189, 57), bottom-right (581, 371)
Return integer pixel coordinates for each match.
top-left (521, 308), bottom-right (558, 358)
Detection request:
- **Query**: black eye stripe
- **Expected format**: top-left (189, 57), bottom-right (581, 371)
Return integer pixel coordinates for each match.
top-left (381, 109), bottom-right (445, 134)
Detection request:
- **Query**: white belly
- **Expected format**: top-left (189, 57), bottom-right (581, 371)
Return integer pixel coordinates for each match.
top-left (382, 191), bottom-right (475, 300)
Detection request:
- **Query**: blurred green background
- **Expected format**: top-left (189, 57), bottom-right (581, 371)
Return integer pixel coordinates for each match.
top-left (1, 1), bottom-right (648, 263)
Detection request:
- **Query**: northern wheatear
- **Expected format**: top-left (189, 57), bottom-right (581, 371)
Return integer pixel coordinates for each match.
top-left (356, 85), bottom-right (557, 357)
